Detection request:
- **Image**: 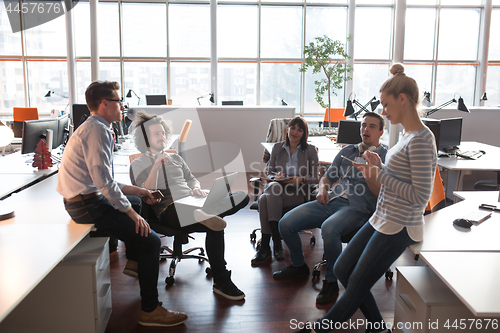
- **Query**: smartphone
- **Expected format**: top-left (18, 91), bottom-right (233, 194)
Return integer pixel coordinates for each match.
top-left (151, 190), bottom-right (164, 199)
top-left (341, 155), bottom-right (366, 165)
top-left (341, 155), bottom-right (356, 164)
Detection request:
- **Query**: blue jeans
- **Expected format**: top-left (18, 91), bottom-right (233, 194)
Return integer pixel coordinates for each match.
top-left (279, 198), bottom-right (371, 282)
top-left (314, 223), bottom-right (417, 333)
top-left (63, 194), bottom-right (161, 312)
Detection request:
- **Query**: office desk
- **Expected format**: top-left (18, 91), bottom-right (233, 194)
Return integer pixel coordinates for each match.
top-left (0, 174), bottom-right (92, 322)
top-left (409, 198), bottom-right (500, 254)
top-left (420, 251), bottom-right (500, 317)
top-left (437, 142), bottom-right (500, 201)
top-left (453, 190), bottom-right (500, 203)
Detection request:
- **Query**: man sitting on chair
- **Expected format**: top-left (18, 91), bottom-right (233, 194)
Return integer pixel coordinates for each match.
top-left (129, 110), bottom-right (249, 301)
top-left (273, 112), bottom-right (388, 305)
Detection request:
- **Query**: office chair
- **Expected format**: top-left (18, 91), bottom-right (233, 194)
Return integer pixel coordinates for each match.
top-left (129, 152), bottom-right (210, 286)
top-left (473, 172), bottom-right (500, 191)
top-left (13, 107), bottom-right (39, 138)
top-left (177, 119), bottom-right (192, 161)
top-left (322, 108), bottom-right (346, 128)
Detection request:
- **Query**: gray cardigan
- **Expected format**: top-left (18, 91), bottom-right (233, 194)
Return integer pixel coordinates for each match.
top-left (267, 141), bottom-right (319, 186)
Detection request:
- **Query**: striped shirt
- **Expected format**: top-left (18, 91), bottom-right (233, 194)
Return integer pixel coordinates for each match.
top-left (370, 126), bottom-right (437, 242)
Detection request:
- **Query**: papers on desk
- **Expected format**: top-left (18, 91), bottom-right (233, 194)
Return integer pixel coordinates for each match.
top-left (463, 210), bottom-right (492, 224)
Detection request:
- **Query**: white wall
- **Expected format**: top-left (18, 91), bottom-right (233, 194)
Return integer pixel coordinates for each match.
top-left (127, 106), bottom-right (294, 175)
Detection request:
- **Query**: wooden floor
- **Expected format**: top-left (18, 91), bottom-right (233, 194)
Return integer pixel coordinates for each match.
top-left (105, 201), bottom-right (421, 333)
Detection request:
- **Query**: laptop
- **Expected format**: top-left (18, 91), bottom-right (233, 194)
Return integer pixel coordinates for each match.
top-left (174, 172), bottom-right (238, 209)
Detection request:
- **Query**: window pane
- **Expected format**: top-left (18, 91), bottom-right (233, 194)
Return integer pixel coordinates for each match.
top-left (305, 7), bottom-right (347, 47)
top-left (260, 63), bottom-right (301, 111)
top-left (262, 0), bottom-right (303, 3)
top-left (356, 0), bottom-right (393, 4)
top-left (122, 3), bottom-right (166, 57)
top-left (403, 64), bottom-right (433, 103)
top-left (440, 0), bottom-right (482, 5)
top-left (0, 61), bottom-right (25, 112)
top-left (352, 63), bottom-right (390, 106)
top-left (0, 4), bottom-right (22, 55)
top-left (488, 9), bottom-right (500, 60)
top-left (99, 3), bottom-right (120, 57)
top-left (354, 7), bottom-right (392, 60)
top-left (307, 0), bottom-right (347, 3)
top-left (217, 62), bottom-right (257, 106)
top-left (123, 62), bottom-right (167, 105)
top-left (27, 61), bottom-right (68, 111)
top-left (261, 6), bottom-right (303, 59)
top-left (23, 11), bottom-right (66, 56)
top-left (218, 5), bottom-right (258, 58)
top-left (304, 69), bottom-right (345, 114)
top-left (438, 9), bottom-right (480, 61)
top-left (75, 61), bottom-right (121, 104)
top-left (169, 4), bottom-right (210, 58)
top-left (171, 62), bottom-right (210, 106)
top-left (74, 2), bottom-right (90, 57)
top-left (404, 8), bottom-right (436, 60)
top-left (407, 0), bottom-right (436, 4)
top-left (485, 65), bottom-right (500, 107)
top-left (435, 64), bottom-right (475, 107)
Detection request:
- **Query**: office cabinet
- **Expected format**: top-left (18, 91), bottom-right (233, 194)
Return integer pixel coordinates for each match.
top-left (394, 266), bottom-right (497, 333)
top-left (0, 237), bottom-right (112, 333)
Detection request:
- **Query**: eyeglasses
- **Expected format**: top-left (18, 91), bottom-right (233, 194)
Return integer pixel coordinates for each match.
top-left (105, 98), bottom-right (124, 106)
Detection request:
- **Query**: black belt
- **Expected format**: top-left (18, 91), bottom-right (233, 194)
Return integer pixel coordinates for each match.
top-left (65, 192), bottom-right (100, 203)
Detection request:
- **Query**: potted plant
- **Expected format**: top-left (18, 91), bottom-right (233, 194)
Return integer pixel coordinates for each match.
top-left (299, 35), bottom-right (353, 129)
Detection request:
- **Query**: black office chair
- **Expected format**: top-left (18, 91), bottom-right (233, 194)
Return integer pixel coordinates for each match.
top-left (473, 172), bottom-right (500, 191)
top-left (142, 203), bottom-right (210, 286)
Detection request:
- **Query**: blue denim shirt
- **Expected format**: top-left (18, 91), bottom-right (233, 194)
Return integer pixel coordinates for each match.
top-left (324, 144), bottom-right (387, 214)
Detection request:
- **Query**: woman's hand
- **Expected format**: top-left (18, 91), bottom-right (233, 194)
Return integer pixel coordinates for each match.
top-left (362, 151), bottom-right (382, 168)
top-left (274, 172), bottom-right (286, 180)
top-left (191, 187), bottom-right (207, 198)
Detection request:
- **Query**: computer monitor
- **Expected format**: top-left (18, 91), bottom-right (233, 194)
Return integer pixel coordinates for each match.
top-left (146, 95), bottom-right (167, 105)
top-left (72, 104), bottom-right (91, 131)
top-left (21, 118), bottom-right (59, 154)
top-left (55, 114), bottom-right (69, 147)
top-left (422, 118), bottom-right (441, 152)
top-left (336, 120), bottom-right (362, 145)
top-left (221, 101), bottom-right (243, 106)
top-left (438, 117), bottom-right (463, 150)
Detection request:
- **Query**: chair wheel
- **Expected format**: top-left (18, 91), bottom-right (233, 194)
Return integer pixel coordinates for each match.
top-left (165, 276), bottom-right (175, 285)
top-left (310, 236), bottom-right (316, 245)
top-left (206, 267), bottom-right (212, 276)
top-left (312, 270), bottom-right (320, 278)
top-left (250, 232), bottom-right (256, 242)
top-left (199, 249), bottom-right (205, 256)
top-left (385, 270), bottom-right (393, 280)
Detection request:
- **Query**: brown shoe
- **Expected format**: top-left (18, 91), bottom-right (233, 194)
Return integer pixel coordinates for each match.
top-left (123, 260), bottom-right (138, 278)
top-left (138, 303), bottom-right (188, 327)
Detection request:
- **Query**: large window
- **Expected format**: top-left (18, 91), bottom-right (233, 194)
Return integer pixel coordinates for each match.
top-left (0, 0), bottom-right (498, 116)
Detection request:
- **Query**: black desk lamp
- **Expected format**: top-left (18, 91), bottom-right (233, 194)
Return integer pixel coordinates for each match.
top-left (344, 95), bottom-right (380, 120)
top-left (126, 89), bottom-right (140, 105)
top-left (45, 90), bottom-right (69, 111)
top-left (422, 91), bottom-right (432, 107)
top-left (197, 93), bottom-right (214, 105)
top-left (426, 95), bottom-right (470, 117)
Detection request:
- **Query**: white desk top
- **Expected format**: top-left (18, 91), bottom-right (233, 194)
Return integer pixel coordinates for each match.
top-left (454, 190), bottom-right (500, 204)
top-left (420, 251), bottom-right (500, 317)
top-left (0, 174), bottom-right (44, 200)
top-left (410, 199), bottom-right (500, 253)
top-left (437, 141), bottom-right (500, 172)
top-left (0, 150), bottom-right (59, 175)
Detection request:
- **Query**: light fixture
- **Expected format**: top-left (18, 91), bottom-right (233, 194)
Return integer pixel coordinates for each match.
top-left (481, 92), bottom-right (488, 102)
top-left (422, 91), bottom-right (432, 107)
top-left (197, 93), bottom-right (214, 105)
top-left (44, 90), bottom-right (68, 99)
top-left (426, 94), bottom-right (470, 117)
top-left (344, 95), bottom-right (379, 120)
top-left (126, 89), bottom-right (140, 105)
top-left (281, 99), bottom-right (288, 106)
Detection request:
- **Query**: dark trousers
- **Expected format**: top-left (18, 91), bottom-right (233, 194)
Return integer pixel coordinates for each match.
top-left (64, 194), bottom-right (161, 312)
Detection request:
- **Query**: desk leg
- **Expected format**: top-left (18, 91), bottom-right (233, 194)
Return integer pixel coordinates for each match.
top-left (454, 170), bottom-right (464, 203)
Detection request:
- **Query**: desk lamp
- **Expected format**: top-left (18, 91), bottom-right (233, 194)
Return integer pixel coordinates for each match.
top-left (344, 95), bottom-right (380, 120)
top-left (45, 90), bottom-right (69, 112)
top-left (126, 89), bottom-right (141, 105)
top-left (197, 93), bottom-right (214, 105)
top-left (425, 94), bottom-right (470, 117)
top-left (422, 91), bottom-right (432, 107)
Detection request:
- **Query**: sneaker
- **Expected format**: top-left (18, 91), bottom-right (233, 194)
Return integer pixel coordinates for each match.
top-left (193, 209), bottom-right (226, 231)
top-left (251, 247), bottom-right (271, 266)
top-left (316, 279), bottom-right (339, 304)
top-left (138, 302), bottom-right (188, 327)
top-left (123, 260), bottom-right (138, 278)
top-left (213, 270), bottom-right (245, 300)
top-left (273, 240), bottom-right (285, 261)
top-left (273, 263), bottom-right (310, 280)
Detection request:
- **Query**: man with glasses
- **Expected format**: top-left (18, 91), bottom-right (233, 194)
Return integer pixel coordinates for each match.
top-left (57, 81), bottom-right (188, 327)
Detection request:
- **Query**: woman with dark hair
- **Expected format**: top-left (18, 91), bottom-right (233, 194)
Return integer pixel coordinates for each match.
top-left (251, 116), bottom-right (319, 265)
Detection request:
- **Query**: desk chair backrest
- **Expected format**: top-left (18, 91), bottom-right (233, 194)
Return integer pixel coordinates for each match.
top-left (323, 108), bottom-right (346, 128)
top-left (425, 166), bottom-right (446, 214)
top-left (263, 118), bottom-right (293, 163)
top-left (12, 107), bottom-right (39, 138)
